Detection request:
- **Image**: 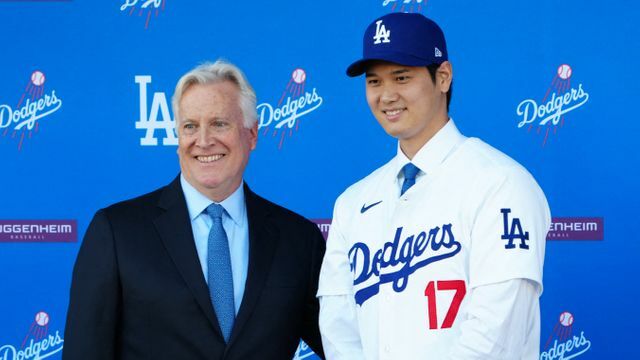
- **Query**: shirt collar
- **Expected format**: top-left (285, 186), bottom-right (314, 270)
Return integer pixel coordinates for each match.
top-left (180, 174), bottom-right (245, 226)
top-left (393, 118), bottom-right (467, 178)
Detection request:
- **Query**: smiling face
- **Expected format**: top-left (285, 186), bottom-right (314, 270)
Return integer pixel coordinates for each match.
top-left (177, 81), bottom-right (257, 202)
top-left (365, 61), bottom-right (451, 158)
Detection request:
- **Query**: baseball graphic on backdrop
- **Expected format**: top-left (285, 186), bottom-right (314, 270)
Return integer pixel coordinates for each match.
top-left (31, 70), bottom-right (46, 86)
top-left (557, 64), bottom-right (572, 80)
top-left (35, 311), bottom-right (50, 326)
top-left (559, 311), bottom-right (574, 327)
top-left (292, 68), bottom-right (306, 84)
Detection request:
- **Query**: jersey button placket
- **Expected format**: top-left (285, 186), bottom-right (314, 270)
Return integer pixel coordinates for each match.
top-left (379, 285), bottom-right (394, 360)
top-left (380, 189), bottom-right (400, 359)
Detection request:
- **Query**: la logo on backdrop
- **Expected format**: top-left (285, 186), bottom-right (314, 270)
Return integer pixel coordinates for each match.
top-left (120, 0), bottom-right (166, 29)
top-left (0, 70), bottom-right (63, 151)
top-left (257, 68), bottom-right (324, 149)
top-left (540, 311), bottom-right (591, 360)
top-left (0, 311), bottom-right (64, 360)
top-left (516, 64), bottom-right (590, 146)
top-left (134, 75), bottom-right (178, 146)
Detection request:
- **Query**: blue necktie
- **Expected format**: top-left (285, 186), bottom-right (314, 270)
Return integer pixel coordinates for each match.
top-left (401, 163), bottom-right (421, 196)
top-left (206, 203), bottom-right (235, 342)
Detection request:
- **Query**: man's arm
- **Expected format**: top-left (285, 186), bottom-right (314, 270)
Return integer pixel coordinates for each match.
top-left (319, 295), bottom-right (366, 360)
top-left (447, 279), bottom-right (540, 359)
top-left (63, 210), bottom-right (120, 360)
top-left (450, 166), bottom-right (550, 359)
top-left (300, 225), bottom-right (327, 359)
top-left (317, 198), bottom-right (366, 360)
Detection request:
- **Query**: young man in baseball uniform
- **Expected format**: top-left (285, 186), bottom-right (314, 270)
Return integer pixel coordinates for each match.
top-left (317, 12), bottom-right (550, 359)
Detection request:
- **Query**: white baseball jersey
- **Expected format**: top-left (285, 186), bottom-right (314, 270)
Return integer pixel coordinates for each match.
top-left (317, 120), bottom-right (550, 359)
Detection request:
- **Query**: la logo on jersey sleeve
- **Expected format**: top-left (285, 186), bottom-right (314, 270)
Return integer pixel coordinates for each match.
top-left (500, 208), bottom-right (530, 250)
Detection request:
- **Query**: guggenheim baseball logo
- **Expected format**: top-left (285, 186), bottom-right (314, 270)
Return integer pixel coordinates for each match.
top-left (0, 311), bottom-right (64, 360)
top-left (540, 311), bottom-right (591, 360)
top-left (0, 220), bottom-right (77, 243)
top-left (0, 70), bottom-right (63, 151)
top-left (312, 219), bottom-right (331, 241)
top-left (516, 64), bottom-right (589, 146)
top-left (120, 0), bottom-right (166, 29)
top-left (547, 217), bottom-right (603, 241)
top-left (257, 68), bottom-right (324, 149)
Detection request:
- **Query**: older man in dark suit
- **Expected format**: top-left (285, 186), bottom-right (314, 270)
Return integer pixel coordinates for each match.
top-left (63, 60), bottom-right (325, 359)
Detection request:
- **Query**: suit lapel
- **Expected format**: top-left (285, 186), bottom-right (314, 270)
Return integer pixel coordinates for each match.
top-left (153, 177), bottom-right (223, 338)
top-left (228, 184), bottom-right (278, 346)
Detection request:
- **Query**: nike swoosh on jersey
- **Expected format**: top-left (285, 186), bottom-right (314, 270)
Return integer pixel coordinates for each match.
top-left (360, 200), bottom-right (383, 214)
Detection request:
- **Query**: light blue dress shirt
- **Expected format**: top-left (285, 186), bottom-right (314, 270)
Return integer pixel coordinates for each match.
top-left (180, 175), bottom-right (249, 315)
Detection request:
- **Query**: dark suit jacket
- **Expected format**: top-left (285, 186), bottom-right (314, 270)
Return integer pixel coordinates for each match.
top-left (63, 177), bottom-right (325, 359)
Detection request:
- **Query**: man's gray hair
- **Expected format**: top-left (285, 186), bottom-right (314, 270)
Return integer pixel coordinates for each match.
top-left (172, 60), bottom-right (258, 131)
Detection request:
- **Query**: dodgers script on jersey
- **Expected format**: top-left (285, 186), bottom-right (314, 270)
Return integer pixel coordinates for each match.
top-left (318, 120), bottom-right (550, 359)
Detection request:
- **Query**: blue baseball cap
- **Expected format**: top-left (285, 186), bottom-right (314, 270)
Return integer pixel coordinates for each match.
top-left (346, 12), bottom-right (448, 77)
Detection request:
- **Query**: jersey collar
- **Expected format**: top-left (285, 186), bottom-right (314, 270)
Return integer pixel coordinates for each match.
top-left (394, 118), bottom-right (467, 180)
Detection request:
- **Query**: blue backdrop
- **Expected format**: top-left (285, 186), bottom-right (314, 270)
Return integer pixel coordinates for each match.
top-left (1, 1), bottom-right (638, 359)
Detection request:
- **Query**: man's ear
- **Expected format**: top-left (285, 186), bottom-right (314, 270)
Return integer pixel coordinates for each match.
top-left (249, 122), bottom-right (258, 151)
top-left (437, 61), bottom-right (453, 93)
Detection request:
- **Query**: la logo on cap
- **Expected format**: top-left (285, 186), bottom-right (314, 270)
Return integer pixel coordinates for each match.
top-left (373, 20), bottom-right (391, 44)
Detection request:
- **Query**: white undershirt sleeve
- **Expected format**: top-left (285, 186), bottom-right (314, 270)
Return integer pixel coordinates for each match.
top-left (319, 295), bottom-right (366, 360)
top-left (447, 278), bottom-right (540, 360)
top-left (317, 194), bottom-right (366, 359)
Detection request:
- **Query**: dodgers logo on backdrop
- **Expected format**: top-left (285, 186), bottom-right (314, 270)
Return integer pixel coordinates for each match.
top-left (382, 0), bottom-right (424, 13)
top-left (134, 75), bottom-right (178, 146)
top-left (257, 68), bottom-right (324, 149)
top-left (0, 311), bottom-right (64, 360)
top-left (540, 311), bottom-right (591, 360)
top-left (120, 0), bottom-right (166, 29)
top-left (349, 223), bottom-right (461, 305)
top-left (0, 70), bottom-right (63, 151)
top-left (292, 341), bottom-right (317, 360)
top-left (516, 64), bottom-right (590, 146)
